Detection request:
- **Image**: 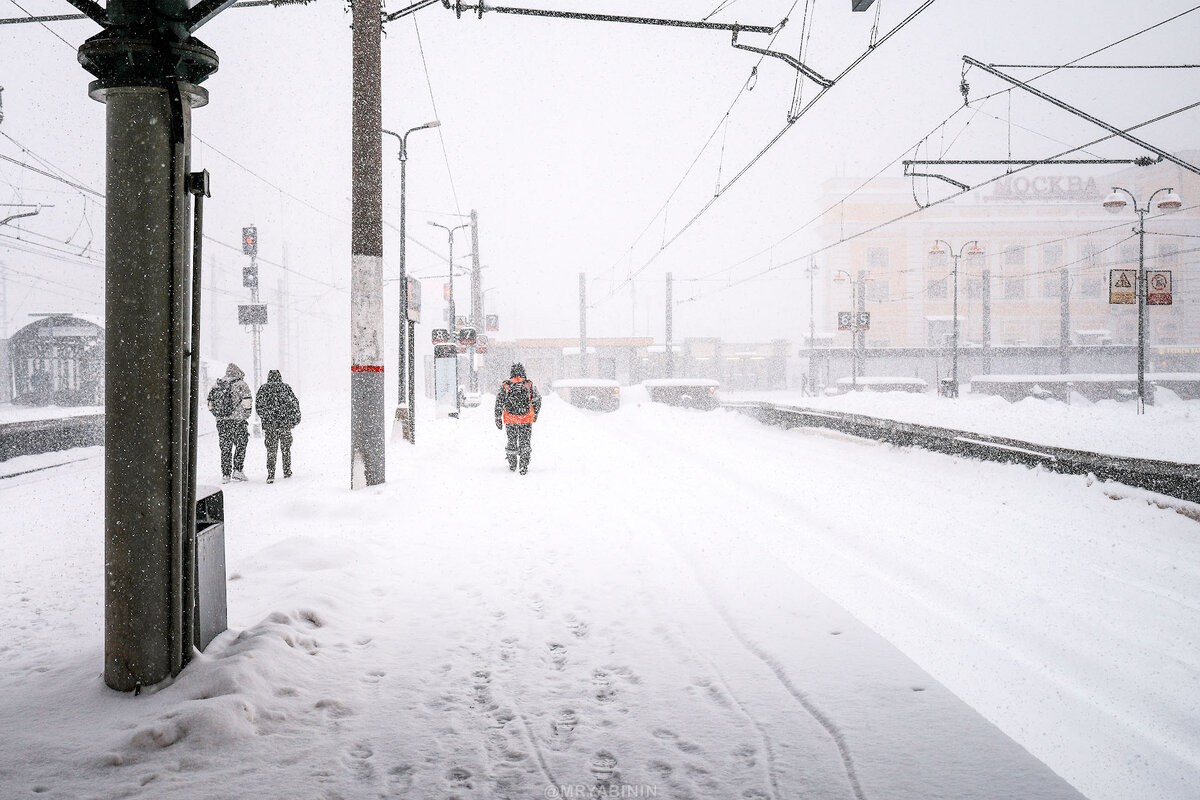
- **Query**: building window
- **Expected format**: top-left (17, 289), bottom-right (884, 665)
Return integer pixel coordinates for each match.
top-left (1004, 244), bottom-right (1026, 266)
top-left (1080, 241), bottom-right (1104, 267)
top-left (1042, 243), bottom-right (1064, 267)
top-left (1041, 272), bottom-right (1060, 299)
top-left (1158, 242), bottom-right (1180, 267)
top-left (867, 247), bottom-right (890, 270)
top-left (865, 279), bottom-right (890, 302)
top-left (928, 278), bottom-right (948, 299)
top-left (1081, 275), bottom-right (1103, 299)
top-left (1119, 242), bottom-right (1139, 264)
top-left (967, 277), bottom-right (983, 299)
top-left (1004, 276), bottom-right (1026, 300)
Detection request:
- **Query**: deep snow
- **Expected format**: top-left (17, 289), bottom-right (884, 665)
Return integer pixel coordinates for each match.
top-left (1, 388), bottom-right (1197, 799)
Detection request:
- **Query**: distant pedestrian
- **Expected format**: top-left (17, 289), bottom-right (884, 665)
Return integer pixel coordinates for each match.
top-left (207, 363), bottom-right (253, 483)
top-left (255, 369), bottom-right (301, 484)
top-left (494, 362), bottom-right (542, 475)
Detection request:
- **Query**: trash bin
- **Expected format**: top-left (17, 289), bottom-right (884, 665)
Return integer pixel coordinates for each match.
top-left (194, 487), bottom-right (228, 651)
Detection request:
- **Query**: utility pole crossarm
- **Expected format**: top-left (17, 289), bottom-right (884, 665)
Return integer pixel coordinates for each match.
top-left (963, 56), bottom-right (1200, 177)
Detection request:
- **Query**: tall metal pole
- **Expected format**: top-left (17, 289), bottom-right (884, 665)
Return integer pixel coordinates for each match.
top-left (579, 272), bottom-right (587, 377)
top-left (350, 0), bottom-right (386, 488)
top-left (399, 145), bottom-right (409, 409)
top-left (665, 271), bottom-right (674, 378)
top-left (1136, 208), bottom-right (1147, 414)
top-left (250, 249), bottom-right (262, 406)
top-left (469, 209), bottom-right (482, 393)
top-left (806, 259), bottom-right (818, 395)
top-left (78, 0), bottom-right (220, 691)
top-left (1059, 267), bottom-right (1071, 374)
top-left (981, 267), bottom-right (992, 374)
top-left (950, 251), bottom-right (959, 396)
top-left (854, 269), bottom-right (866, 387)
top-left (385, 121), bottom-right (438, 443)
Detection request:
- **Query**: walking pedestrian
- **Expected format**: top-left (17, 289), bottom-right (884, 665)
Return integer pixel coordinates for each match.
top-left (254, 369), bottom-right (301, 484)
top-left (494, 362), bottom-right (542, 475)
top-left (207, 363), bottom-right (253, 483)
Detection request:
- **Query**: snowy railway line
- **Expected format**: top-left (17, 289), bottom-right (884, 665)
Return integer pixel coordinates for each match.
top-left (723, 400), bottom-right (1200, 506)
top-left (1, 391), bottom-right (1197, 799)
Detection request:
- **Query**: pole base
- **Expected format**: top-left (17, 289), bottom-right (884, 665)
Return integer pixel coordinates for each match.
top-left (391, 406), bottom-right (413, 443)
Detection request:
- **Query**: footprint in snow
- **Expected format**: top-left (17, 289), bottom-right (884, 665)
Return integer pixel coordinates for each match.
top-left (446, 766), bottom-right (473, 789)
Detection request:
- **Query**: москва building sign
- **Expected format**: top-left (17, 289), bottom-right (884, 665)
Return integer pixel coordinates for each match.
top-left (988, 175), bottom-right (1103, 203)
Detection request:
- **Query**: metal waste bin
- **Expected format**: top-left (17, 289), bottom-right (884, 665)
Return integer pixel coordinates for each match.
top-left (194, 487), bottom-right (228, 651)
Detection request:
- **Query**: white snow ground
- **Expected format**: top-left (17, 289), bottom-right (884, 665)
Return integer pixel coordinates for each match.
top-left (1, 388), bottom-right (1197, 800)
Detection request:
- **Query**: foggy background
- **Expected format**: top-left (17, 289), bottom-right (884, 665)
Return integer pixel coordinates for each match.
top-left (2, 0), bottom-right (1198, 397)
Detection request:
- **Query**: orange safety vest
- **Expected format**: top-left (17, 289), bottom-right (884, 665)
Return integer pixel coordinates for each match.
top-left (501, 377), bottom-right (536, 424)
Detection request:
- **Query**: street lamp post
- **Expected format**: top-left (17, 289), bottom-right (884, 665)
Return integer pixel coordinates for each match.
top-left (804, 259), bottom-right (818, 396)
top-left (429, 220), bottom-right (469, 411)
top-left (383, 120), bottom-right (439, 444)
top-left (1103, 185), bottom-right (1183, 414)
top-left (929, 240), bottom-right (982, 398)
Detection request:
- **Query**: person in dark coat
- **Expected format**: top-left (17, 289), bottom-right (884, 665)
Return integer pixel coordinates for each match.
top-left (208, 362), bottom-right (253, 483)
top-left (494, 362), bottom-right (542, 475)
top-left (254, 369), bottom-right (301, 483)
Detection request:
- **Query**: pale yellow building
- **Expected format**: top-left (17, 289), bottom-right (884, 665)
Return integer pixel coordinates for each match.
top-left (818, 155), bottom-right (1200, 356)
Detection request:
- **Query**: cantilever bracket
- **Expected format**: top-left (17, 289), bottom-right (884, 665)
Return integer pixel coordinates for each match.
top-left (903, 164), bottom-right (970, 192)
top-left (731, 27), bottom-right (833, 88)
top-left (0, 205), bottom-right (44, 227)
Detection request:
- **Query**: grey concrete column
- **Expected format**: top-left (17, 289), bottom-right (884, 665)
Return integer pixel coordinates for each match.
top-left (101, 85), bottom-right (199, 691)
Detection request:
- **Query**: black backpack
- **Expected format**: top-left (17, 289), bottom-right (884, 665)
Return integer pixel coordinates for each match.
top-left (503, 380), bottom-right (533, 416)
top-left (208, 381), bottom-right (236, 418)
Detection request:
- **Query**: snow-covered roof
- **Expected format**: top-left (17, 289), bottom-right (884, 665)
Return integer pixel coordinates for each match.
top-left (552, 378), bottom-right (619, 388)
top-left (835, 376), bottom-right (927, 386)
top-left (642, 378), bottom-right (719, 387)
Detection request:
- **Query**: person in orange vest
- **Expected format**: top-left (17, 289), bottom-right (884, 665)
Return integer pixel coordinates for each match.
top-left (494, 362), bottom-right (542, 474)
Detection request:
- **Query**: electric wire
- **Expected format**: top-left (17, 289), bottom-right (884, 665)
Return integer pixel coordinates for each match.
top-left (4, 0), bottom-right (75, 46)
top-left (596, 0), bottom-right (802, 287)
top-left (599, 0), bottom-right (940, 303)
top-left (411, 14), bottom-right (464, 219)
top-left (690, 100), bottom-right (1200, 303)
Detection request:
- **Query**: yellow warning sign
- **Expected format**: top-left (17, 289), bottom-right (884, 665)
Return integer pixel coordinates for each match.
top-left (1109, 269), bottom-right (1136, 304)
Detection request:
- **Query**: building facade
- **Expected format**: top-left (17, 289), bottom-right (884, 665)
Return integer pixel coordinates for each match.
top-left (817, 156), bottom-right (1200, 371)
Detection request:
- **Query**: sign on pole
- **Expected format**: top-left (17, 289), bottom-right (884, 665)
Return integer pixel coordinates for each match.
top-left (837, 311), bottom-right (852, 331)
top-left (485, 313), bottom-right (499, 331)
top-left (1148, 271), bottom-right (1173, 305)
top-left (1109, 269), bottom-right (1136, 304)
top-left (238, 304), bottom-right (268, 325)
top-left (855, 311), bottom-right (871, 330)
top-left (407, 276), bottom-right (422, 323)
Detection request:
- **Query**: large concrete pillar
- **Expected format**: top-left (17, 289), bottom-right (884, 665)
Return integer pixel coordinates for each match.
top-left (79, 15), bottom-right (218, 691)
top-left (350, 0), bottom-right (386, 488)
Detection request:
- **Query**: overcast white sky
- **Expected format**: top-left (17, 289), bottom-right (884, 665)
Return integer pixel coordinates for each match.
top-left (2, 0), bottom-right (1199, 384)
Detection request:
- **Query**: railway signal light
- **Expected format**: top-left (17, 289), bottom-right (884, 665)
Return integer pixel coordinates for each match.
top-left (242, 226), bottom-right (257, 255)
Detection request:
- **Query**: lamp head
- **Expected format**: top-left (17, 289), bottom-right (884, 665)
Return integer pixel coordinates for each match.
top-left (1102, 190), bottom-right (1128, 214)
top-left (421, 120), bottom-right (441, 130)
top-left (1157, 189), bottom-right (1183, 213)
top-left (929, 243), bottom-right (946, 256)
top-left (967, 244), bottom-right (984, 257)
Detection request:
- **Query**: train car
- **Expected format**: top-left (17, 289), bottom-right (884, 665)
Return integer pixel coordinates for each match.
top-left (7, 313), bottom-right (104, 406)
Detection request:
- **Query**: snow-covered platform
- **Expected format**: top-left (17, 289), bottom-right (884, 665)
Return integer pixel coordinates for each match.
top-left (3, 388), bottom-right (1194, 799)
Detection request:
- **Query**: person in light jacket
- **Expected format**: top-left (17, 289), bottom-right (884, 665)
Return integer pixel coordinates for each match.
top-left (207, 362), bottom-right (253, 483)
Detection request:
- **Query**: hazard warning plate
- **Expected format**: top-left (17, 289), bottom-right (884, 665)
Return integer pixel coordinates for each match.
top-left (1109, 269), bottom-right (1136, 304)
